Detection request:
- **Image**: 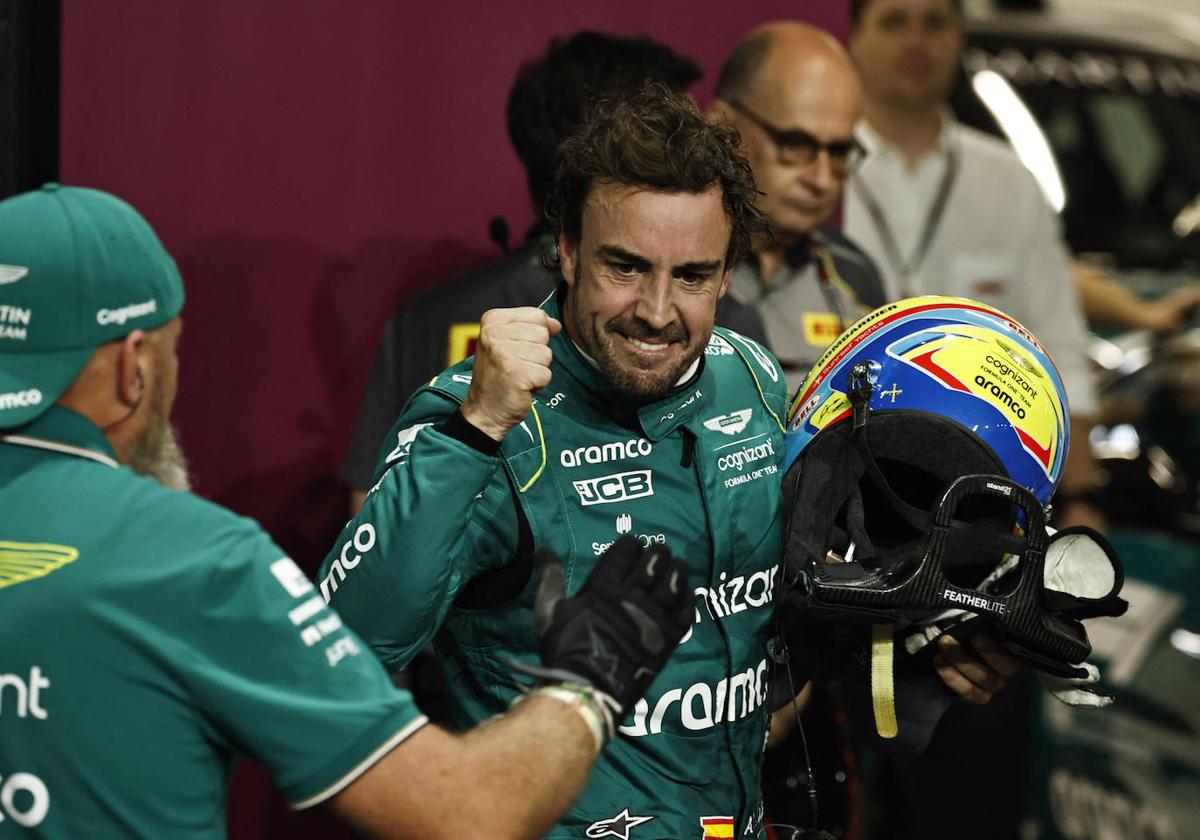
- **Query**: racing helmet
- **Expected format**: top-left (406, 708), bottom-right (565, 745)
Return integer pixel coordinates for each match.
top-left (778, 297), bottom-right (1123, 686)
top-left (785, 295), bottom-right (1069, 504)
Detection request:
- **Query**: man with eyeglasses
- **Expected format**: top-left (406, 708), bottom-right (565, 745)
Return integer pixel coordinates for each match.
top-left (709, 21), bottom-right (886, 395)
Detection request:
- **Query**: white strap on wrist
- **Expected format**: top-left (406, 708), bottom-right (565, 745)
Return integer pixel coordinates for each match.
top-left (513, 684), bottom-right (610, 755)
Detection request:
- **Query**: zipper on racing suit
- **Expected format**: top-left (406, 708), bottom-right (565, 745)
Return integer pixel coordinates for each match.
top-left (682, 425), bottom-right (757, 836)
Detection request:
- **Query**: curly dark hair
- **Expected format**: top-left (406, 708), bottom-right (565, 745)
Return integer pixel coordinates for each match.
top-left (544, 81), bottom-right (769, 271)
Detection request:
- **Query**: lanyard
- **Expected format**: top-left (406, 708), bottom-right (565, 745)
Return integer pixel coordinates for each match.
top-left (755, 240), bottom-right (853, 375)
top-left (852, 142), bottom-right (959, 297)
top-left (812, 238), bottom-right (849, 335)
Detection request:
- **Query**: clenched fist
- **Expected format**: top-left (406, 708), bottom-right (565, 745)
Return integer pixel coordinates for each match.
top-left (460, 307), bottom-right (561, 442)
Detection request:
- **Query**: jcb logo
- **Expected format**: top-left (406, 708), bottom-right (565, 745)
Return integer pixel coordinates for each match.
top-left (572, 470), bottom-right (654, 507)
top-left (0, 772), bottom-right (49, 827)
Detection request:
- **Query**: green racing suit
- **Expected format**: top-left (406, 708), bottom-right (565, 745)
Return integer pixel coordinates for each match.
top-left (320, 289), bottom-right (788, 839)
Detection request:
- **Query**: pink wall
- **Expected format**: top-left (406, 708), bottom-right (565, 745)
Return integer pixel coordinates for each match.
top-left (60, 2), bottom-right (846, 836)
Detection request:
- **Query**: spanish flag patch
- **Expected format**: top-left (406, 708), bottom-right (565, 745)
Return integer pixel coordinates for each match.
top-left (700, 816), bottom-right (734, 838)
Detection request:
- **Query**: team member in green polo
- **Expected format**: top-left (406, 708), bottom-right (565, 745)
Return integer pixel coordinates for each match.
top-left (321, 86), bottom-right (786, 839)
top-left (0, 184), bottom-right (693, 839)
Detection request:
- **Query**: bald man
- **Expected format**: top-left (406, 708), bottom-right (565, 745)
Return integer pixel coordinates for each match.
top-left (710, 22), bottom-right (886, 394)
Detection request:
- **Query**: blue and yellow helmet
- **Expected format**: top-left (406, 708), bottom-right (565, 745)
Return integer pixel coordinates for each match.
top-left (775, 298), bottom-right (1124, 697)
top-left (785, 295), bottom-right (1070, 505)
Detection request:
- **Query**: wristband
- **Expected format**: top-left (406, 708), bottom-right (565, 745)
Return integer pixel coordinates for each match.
top-left (438, 408), bottom-right (502, 456)
top-left (511, 683), bottom-right (612, 755)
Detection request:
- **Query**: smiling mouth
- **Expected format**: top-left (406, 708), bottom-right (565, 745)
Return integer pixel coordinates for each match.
top-left (624, 335), bottom-right (675, 353)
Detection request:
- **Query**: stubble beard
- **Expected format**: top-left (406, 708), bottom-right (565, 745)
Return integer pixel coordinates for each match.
top-left (577, 310), bottom-right (703, 404)
top-left (566, 262), bottom-right (708, 404)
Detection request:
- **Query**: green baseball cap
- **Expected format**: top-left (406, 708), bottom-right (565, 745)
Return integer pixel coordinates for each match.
top-left (0, 184), bottom-right (184, 428)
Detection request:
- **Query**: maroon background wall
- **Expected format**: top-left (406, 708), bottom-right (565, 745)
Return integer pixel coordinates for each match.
top-left (59, 2), bottom-right (846, 836)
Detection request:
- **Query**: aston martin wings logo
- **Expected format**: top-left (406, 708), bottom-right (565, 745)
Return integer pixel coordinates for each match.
top-left (703, 409), bottom-right (752, 436)
top-left (0, 265), bottom-right (28, 285)
top-left (0, 541), bottom-right (80, 589)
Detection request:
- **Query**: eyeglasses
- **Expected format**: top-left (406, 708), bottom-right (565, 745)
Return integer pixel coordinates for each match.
top-left (727, 99), bottom-right (866, 176)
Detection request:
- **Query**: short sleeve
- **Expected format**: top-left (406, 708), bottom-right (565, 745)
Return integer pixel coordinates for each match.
top-left (176, 520), bottom-right (427, 808)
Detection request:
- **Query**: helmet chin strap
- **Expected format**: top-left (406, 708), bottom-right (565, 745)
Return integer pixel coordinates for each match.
top-left (846, 360), bottom-right (936, 535)
top-left (849, 424), bottom-right (903, 739)
top-left (846, 369), bottom-right (904, 738)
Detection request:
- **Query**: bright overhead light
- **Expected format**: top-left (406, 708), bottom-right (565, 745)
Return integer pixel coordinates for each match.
top-left (1173, 192), bottom-right (1200, 237)
top-left (1171, 628), bottom-right (1200, 660)
top-left (972, 69), bottom-right (1067, 213)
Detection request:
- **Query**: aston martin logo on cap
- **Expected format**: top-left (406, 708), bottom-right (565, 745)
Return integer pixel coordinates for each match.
top-left (0, 265), bottom-right (29, 285)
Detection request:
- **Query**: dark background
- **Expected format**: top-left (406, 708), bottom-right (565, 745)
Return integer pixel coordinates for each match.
top-left (0, 0), bottom-right (57, 196)
top-left (13, 1), bottom-right (848, 835)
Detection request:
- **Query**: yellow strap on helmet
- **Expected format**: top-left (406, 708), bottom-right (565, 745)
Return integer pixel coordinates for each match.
top-left (871, 622), bottom-right (899, 739)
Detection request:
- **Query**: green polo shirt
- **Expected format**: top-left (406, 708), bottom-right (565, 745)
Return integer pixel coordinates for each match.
top-left (0, 407), bottom-right (426, 838)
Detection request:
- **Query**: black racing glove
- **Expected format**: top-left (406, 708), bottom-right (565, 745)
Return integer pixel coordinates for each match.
top-left (516, 536), bottom-right (693, 727)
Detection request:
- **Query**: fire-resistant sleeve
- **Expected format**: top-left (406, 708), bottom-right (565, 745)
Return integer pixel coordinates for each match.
top-left (317, 387), bottom-right (521, 672)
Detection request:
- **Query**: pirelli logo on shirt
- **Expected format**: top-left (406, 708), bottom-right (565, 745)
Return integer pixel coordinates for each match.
top-left (447, 322), bottom-right (481, 366)
top-left (802, 312), bottom-right (842, 346)
top-left (0, 542), bottom-right (79, 590)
